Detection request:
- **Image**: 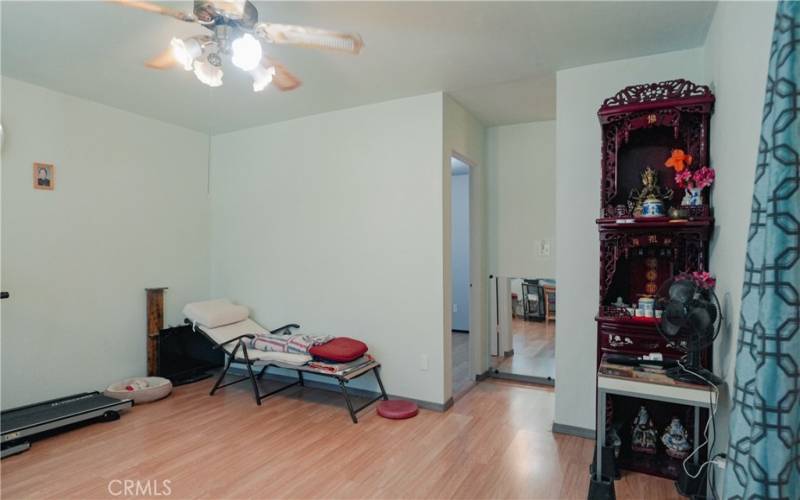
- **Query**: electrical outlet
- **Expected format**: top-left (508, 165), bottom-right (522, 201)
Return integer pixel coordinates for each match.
top-left (453, 303), bottom-right (458, 313)
top-left (420, 354), bottom-right (429, 371)
top-left (712, 456), bottom-right (727, 469)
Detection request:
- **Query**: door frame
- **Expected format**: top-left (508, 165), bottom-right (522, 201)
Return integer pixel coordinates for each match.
top-left (445, 150), bottom-right (487, 400)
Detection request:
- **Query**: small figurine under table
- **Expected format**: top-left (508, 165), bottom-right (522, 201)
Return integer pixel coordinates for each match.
top-left (631, 406), bottom-right (658, 454)
top-left (605, 398), bottom-right (622, 458)
top-left (661, 417), bottom-right (692, 459)
top-left (608, 427), bottom-right (622, 459)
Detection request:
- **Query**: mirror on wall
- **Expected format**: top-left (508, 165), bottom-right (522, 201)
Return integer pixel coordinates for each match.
top-left (491, 277), bottom-right (556, 384)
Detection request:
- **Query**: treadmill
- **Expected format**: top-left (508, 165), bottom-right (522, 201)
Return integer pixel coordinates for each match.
top-left (1, 392), bottom-right (133, 458)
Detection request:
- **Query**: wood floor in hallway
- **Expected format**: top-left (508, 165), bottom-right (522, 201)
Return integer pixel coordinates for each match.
top-left (492, 318), bottom-right (556, 379)
top-left (1, 376), bottom-right (680, 499)
top-left (452, 331), bottom-right (472, 396)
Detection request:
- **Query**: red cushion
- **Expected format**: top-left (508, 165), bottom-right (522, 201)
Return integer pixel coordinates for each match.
top-left (309, 337), bottom-right (368, 362)
top-left (377, 400), bottom-right (419, 419)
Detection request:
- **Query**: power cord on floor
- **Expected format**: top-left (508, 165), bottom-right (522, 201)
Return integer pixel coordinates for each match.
top-left (677, 359), bottom-right (721, 498)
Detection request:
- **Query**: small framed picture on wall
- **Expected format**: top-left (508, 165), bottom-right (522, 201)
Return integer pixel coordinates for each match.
top-left (33, 163), bottom-right (55, 190)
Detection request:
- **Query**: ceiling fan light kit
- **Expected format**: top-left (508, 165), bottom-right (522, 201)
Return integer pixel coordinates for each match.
top-left (171, 37), bottom-right (203, 71)
top-left (250, 64), bottom-right (276, 92)
top-left (230, 33), bottom-right (262, 71)
top-left (193, 58), bottom-right (224, 87)
top-left (114, 0), bottom-right (364, 93)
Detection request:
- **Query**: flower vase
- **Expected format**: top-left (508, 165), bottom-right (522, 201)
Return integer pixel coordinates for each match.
top-left (681, 186), bottom-right (703, 206)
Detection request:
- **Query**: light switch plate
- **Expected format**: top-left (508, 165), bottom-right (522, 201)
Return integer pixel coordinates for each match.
top-left (542, 240), bottom-right (551, 256)
top-left (536, 239), bottom-right (552, 257)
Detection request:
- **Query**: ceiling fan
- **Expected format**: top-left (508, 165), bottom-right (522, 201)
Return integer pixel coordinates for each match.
top-left (112, 0), bottom-right (364, 92)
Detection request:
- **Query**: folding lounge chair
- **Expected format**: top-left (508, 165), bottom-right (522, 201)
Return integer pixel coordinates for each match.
top-left (182, 299), bottom-right (388, 423)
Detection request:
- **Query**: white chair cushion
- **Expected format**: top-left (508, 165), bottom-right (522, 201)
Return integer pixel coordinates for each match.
top-left (201, 318), bottom-right (267, 344)
top-left (183, 299), bottom-right (249, 328)
top-left (198, 317), bottom-right (311, 366)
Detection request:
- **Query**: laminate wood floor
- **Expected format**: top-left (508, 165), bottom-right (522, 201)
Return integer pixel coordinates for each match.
top-left (1, 376), bottom-right (680, 499)
top-left (492, 319), bottom-right (555, 380)
top-left (452, 332), bottom-right (472, 397)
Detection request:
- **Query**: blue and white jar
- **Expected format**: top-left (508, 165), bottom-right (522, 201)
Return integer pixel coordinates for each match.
top-left (641, 197), bottom-right (665, 217)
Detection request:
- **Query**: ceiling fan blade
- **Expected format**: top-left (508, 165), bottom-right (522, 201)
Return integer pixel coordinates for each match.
top-left (267, 59), bottom-right (302, 91)
top-left (256, 23), bottom-right (363, 54)
top-left (144, 47), bottom-right (177, 70)
top-left (110, 0), bottom-right (197, 23)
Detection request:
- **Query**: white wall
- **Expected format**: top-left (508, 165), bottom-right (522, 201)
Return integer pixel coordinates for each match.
top-left (209, 93), bottom-right (447, 404)
top-left (487, 120), bottom-right (556, 279)
top-left (451, 171), bottom-right (470, 331)
top-left (702, 0), bottom-right (777, 472)
top-left (554, 49), bottom-right (705, 431)
top-left (0, 78), bottom-right (211, 408)
top-left (443, 95), bottom-right (487, 392)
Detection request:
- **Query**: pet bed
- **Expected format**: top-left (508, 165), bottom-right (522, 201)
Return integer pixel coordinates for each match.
top-left (105, 377), bottom-right (172, 404)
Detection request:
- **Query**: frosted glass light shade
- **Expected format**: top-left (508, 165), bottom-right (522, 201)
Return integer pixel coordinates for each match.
top-left (231, 34), bottom-right (262, 71)
top-left (193, 59), bottom-right (223, 87)
top-left (251, 64), bottom-right (276, 92)
top-left (171, 37), bottom-right (202, 71)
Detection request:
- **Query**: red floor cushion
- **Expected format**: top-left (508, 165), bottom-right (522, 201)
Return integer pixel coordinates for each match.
top-left (309, 337), bottom-right (368, 362)
top-left (377, 400), bottom-right (419, 419)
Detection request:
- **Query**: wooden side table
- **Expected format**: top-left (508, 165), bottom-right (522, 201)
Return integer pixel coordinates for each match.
top-left (594, 360), bottom-right (719, 486)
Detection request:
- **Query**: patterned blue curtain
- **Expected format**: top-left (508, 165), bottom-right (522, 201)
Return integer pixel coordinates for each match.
top-left (724, 2), bottom-right (800, 499)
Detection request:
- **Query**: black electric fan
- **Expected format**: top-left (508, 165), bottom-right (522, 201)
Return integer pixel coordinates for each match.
top-left (655, 277), bottom-right (723, 386)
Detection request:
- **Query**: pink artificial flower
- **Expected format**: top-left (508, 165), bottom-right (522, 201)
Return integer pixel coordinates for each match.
top-left (693, 166), bottom-right (716, 189)
top-left (692, 271), bottom-right (716, 289)
top-left (677, 271), bottom-right (716, 289)
top-left (675, 169), bottom-right (693, 189)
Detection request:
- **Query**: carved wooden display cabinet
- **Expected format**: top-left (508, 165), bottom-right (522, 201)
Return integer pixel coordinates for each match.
top-left (595, 80), bottom-right (715, 479)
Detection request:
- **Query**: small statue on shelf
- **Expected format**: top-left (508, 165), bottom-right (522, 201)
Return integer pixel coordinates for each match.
top-left (631, 406), bottom-right (658, 454)
top-left (628, 167), bottom-right (673, 217)
top-left (661, 417), bottom-right (692, 459)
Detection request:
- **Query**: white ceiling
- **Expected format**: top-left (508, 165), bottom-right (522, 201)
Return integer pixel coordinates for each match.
top-left (450, 73), bottom-right (557, 127)
top-left (1, 1), bottom-right (716, 134)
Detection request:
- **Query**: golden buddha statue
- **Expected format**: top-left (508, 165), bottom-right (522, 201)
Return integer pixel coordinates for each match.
top-left (629, 167), bottom-right (673, 217)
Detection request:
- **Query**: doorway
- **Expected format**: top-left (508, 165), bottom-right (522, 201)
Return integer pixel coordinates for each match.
top-left (450, 157), bottom-right (472, 396)
top-left (490, 276), bottom-right (556, 385)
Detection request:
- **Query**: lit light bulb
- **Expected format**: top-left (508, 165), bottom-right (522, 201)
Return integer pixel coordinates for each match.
top-left (193, 58), bottom-right (223, 87)
top-left (231, 33), bottom-right (263, 71)
top-left (171, 37), bottom-right (202, 71)
top-left (250, 64), bottom-right (276, 92)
